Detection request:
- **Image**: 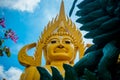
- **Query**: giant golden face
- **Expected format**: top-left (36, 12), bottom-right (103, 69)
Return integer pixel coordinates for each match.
top-left (46, 35), bottom-right (76, 62)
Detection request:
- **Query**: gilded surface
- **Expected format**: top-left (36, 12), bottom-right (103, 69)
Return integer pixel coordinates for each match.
top-left (18, 0), bottom-right (86, 80)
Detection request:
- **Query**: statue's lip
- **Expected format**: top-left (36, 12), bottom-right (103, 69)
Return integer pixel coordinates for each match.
top-left (54, 48), bottom-right (68, 53)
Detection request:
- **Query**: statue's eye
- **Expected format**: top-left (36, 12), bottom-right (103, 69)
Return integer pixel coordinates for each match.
top-left (51, 41), bottom-right (56, 44)
top-left (65, 41), bottom-right (70, 44)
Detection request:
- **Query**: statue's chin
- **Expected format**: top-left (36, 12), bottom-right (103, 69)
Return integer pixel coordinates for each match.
top-left (49, 54), bottom-right (73, 61)
top-left (54, 48), bottom-right (68, 53)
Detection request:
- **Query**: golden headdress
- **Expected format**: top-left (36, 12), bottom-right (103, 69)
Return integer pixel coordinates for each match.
top-left (18, 0), bottom-right (85, 67)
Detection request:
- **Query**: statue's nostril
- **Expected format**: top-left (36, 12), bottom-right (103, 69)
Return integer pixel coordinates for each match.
top-left (58, 45), bottom-right (64, 48)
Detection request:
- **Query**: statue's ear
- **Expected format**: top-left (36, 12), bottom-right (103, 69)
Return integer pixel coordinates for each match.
top-left (70, 47), bottom-right (78, 64)
top-left (42, 47), bottom-right (51, 65)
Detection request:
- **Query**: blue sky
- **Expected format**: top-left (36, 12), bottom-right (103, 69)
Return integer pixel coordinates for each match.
top-left (0, 0), bottom-right (92, 79)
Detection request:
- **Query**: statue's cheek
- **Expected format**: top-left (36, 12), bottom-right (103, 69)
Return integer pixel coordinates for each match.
top-left (47, 44), bottom-right (56, 51)
top-left (66, 45), bottom-right (75, 52)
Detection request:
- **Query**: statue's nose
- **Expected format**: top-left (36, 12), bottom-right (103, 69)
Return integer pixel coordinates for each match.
top-left (57, 45), bottom-right (64, 49)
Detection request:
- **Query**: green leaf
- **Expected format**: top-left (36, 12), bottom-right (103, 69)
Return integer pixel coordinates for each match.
top-left (76, 0), bottom-right (101, 16)
top-left (51, 66), bottom-right (63, 80)
top-left (37, 67), bottom-right (52, 80)
top-left (69, 0), bottom-right (78, 17)
top-left (74, 49), bottom-right (102, 76)
top-left (4, 47), bottom-right (11, 57)
top-left (98, 41), bottom-right (120, 80)
top-left (85, 45), bottom-right (102, 54)
top-left (99, 17), bottom-right (120, 30)
top-left (5, 51), bottom-right (11, 57)
top-left (82, 68), bottom-right (97, 80)
top-left (93, 28), bottom-right (120, 45)
top-left (80, 16), bottom-right (110, 31)
top-left (0, 39), bottom-right (4, 46)
top-left (77, 0), bottom-right (96, 8)
top-left (0, 49), bottom-right (3, 56)
top-left (63, 64), bottom-right (78, 80)
top-left (76, 9), bottom-right (106, 24)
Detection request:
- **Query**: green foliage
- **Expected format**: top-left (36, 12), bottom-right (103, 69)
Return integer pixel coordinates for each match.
top-left (37, 64), bottom-right (79, 80)
top-left (80, 16), bottom-right (110, 31)
top-left (0, 17), bottom-right (18, 57)
top-left (0, 39), bottom-right (11, 57)
top-left (37, 67), bottom-right (52, 80)
top-left (37, 64), bottom-right (99, 80)
top-left (98, 41), bottom-right (120, 80)
top-left (82, 68), bottom-right (97, 80)
top-left (73, 49), bottom-right (103, 76)
top-left (69, 0), bottom-right (120, 80)
top-left (63, 64), bottom-right (78, 80)
top-left (69, 0), bottom-right (78, 17)
top-left (51, 66), bottom-right (63, 80)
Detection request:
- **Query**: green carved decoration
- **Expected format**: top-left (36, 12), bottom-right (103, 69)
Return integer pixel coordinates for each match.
top-left (70, 0), bottom-right (120, 80)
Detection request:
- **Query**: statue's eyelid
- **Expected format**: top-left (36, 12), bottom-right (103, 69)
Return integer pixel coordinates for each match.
top-left (63, 38), bottom-right (71, 44)
top-left (65, 40), bottom-right (71, 44)
top-left (50, 38), bottom-right (59, 43)
top-left (51, 40), bottom-right (56, 43)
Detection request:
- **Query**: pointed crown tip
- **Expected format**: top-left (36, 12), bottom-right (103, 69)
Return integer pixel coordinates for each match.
top-left (59, 0), bottom-right (66, 20)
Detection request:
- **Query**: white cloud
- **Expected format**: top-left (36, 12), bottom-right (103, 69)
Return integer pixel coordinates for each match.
top-left (0, 66), bottom-right (6, 79)
top-left (0, 0), bottom-right (41, 12)
top-left (0, 65), bottom-right (22, 80)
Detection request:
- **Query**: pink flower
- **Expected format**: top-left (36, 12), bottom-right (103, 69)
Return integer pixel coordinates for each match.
top-left (0, 18), bottom-right (5, 28)
top-left (5, 29), bottom-right (18, 43)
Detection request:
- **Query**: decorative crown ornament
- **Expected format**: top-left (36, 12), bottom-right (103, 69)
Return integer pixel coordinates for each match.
top-left (18, 0), bottom-right (85, 67)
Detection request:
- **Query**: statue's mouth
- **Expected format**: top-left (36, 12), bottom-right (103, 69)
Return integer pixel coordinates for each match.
top-left (54, 48), bottom-right (68, 53)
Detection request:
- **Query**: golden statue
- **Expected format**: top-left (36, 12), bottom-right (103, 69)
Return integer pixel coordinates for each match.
top-left (18, 0), bottom-right (86, 80)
